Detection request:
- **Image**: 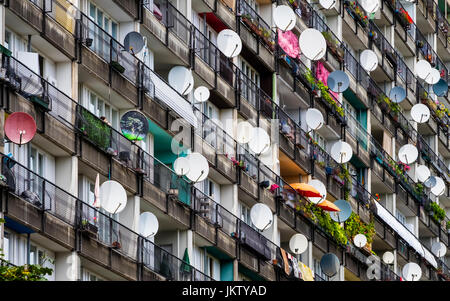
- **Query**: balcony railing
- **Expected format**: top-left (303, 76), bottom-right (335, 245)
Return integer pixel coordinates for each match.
top-left (0, 153), bottom-right (211, 280)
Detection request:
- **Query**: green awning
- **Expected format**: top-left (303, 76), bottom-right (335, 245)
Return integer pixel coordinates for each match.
top-left (180, 248), bottom-right (191, 273)
top-left (0, 44), bottom-right (12, 57)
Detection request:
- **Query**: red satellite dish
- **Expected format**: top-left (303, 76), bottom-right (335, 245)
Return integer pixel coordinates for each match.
top-left (4, 112), bottom-right (37, 146)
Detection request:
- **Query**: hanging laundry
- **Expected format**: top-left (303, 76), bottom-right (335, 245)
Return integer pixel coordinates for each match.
top-left (315, 61), bottom-right (339, 101)
top-left (298, 261), bottom-right (315, 281)
top-left (280, 248), bottom-right (291, 275)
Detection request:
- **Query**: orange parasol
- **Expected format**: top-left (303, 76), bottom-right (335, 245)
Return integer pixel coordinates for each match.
top-left (284, 183), bottom-right (322, 198)
top-left (316, 200), bottom-right (341, 212)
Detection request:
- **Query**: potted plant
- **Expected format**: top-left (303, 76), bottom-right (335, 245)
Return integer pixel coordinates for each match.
top-left (81, 219), bottom-right (98, 236)
top-left (446, 220), bottom-right (450, 234)
top-left (112, 241), bottom-right (121, 249)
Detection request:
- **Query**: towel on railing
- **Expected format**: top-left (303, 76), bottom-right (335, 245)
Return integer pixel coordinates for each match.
top-left (279, 248), bottom-right (290, 275)
top-left (298, 261), bottom-right (314, 281)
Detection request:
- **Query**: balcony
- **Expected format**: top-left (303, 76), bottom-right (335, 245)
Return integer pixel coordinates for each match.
top-left (416, 0), bottom-right (437, 34)
top-left (435, 8), bottom-right (450, 60)
top-left (342, 0), bottom-right (370, 50)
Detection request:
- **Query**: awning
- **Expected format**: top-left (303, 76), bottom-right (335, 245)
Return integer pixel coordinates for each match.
top-left (284, 183), bottom-right (322, 198)
top-left (150, 72), bottom-right (198, 128)
top-left (374, 201), bottom-right (438, 268)
top-left (317, 200), bottom-right (341, 212)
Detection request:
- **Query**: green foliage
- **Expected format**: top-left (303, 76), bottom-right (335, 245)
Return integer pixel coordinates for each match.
top-left (80, 108), bottom-right (112, 151)
top-left (344, 213), bottom-right (376, 244)
top-left (446, 220), bottom-right (450, 230)
top-left (429, 202), bottom-right (446, 223)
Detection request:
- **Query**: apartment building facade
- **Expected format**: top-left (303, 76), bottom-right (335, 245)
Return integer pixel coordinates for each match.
top-left (0, 0), bottom-right (449, 281)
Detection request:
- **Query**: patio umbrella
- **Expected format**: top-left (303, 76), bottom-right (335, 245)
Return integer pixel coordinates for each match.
top-left (277, 29), bottom-right (300, 59)
top-left (180, 248), bottom-right (191, 274)
top-left (93, 173), bottom-right (100, 208)
top-left (316, 200), bottom-right (341, 212)
top-left (284, 183), bottom-right (322, 198)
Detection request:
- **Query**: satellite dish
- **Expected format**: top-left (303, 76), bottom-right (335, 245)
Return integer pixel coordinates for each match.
top-left (319, 0), bottom-right (336, 9)
top-left (431, 241), bottom-right (447, 258)
top-left (360, 0), bottom-right (380, 13)
top-left (327, 70), bottom-right (350, 93)
top-left (430, 177), bottom-right (445, 196)
top-left (424, 68), bottom-right (441, 85)
top-left (289, 233), bottom-right (308, 255)
top-left (330, 199), bottom-right (352, 223)
top-left (120, 110), bottom-right (149, 141)
top-left (217, 29), bottom-right (242, 58)
top-left (411, 103), bottom-right (430, 123)
top-left (194, 86), bottom-right (210, 103)
top-left (320, 253), bottom-right (340, 277)
top-left (248, 127), bottom-right (270, 155)
top-left (389, 86), bottom-right (406, 103)
top-left (273, 5), bottom-right (296, 31)
top-left (299, 29), bottom-right (326, 61)
top-left (168, 66), bottom-right (194, 95)
top-left (433, 79), bottom-right (448, 97)
top-left (173, 156), bottom-right (190, 176)
top-left (360, 49), bottom-right (378, 72)
top-left (416, 60), bottom-right (432, 80)
top-left (123, 31), bottom-right (145, 54)
top-left (305, 108), bottom-right (324, 131)
top-left (4, 112), bottom-right (37, 146)
top-left (398, 144), bottom-right (418, 164)
top-left (416, 165), bottom-right (431, 183)
top-left (353, 234), bottom-right (367, 248)
top-left (308, 179), bottom-right (326, 204)
top-left (185, 152), bottom-right (209, 183)
top-left (139, 212), bottom-right (159, 238)
top-left (424, 176), bottom-right (437, 189)
top-left (402, 262), bottom-right (422, 281)
top-left (250, 203), bottom-right (273, 231)
top-left (382, 251), bottom-right (394, 264)
top-left (99, 180), bottom-right (127, 214)
top-left (330, 140), bottom-right (353, 164)
top-left (236, 121), bottom-right (254, 144)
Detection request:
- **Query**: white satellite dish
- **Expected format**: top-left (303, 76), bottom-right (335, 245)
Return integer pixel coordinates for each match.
top-left (411, 103), bottom-right (431, 123)
top-left (139, 212), bottom-right (159, 238)
top-left (273, 5), bottom-right (296, 31)
top-left (398, 144), bottom-right (418, 164)
top-left (306, 108), bottom-right (324, 131)
top-left (431, 241), bottom-right (447, 258)
top-left (168, 66), bottom-right (194, 95)
top-left (360, 0), bottom-right (380, 14)
top-left (416, 165), bottom-right (431, 183)
top-left (250, 203), bottom-right (273, 231)
top-left (289, 233), bottom-right (308, 255)
top-left (360, 49), bottom-right (378, 72)
top-left (353, 234), bottom-right (367, 248)
top-left (194, 86), bottom-right (210, 103)
top-left (382, 251), bottom-right (394, 264)
top-left (299, 29), bottom-right (326, 61)
top-left (424, 68), bottom-right (441, 85)
top-left (236, 121), bottom-right (254, 144)
top-left (248, 127), bottom-right (270, 155)
top-left (217, 29), bottom-right (242, 58)
top-left (402, 262), bottom-right (422, 281)
top-left (185, 152), bottom-right (210, 183)
top-left (173, 156), bottom-right (190, 176)
top-left (308, 179), bottom-right (326, 204)
top-left (416, 60), bottom-right (432, 80)
top-left (330, 140), bottom-right (353, 164)
top-left (431, 177), bottom-right (445, 196)
top-left (319, 0), bottom-right (336, 9)
top-left (99, 180), bottom-right (127, 214)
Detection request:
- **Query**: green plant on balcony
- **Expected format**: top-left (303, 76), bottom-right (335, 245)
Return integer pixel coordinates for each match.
top-left (288, 0), bottom-right (299, 8)
top-left (428, 202), bottom-right (446, 224)
top-left (316, 77), bottom-right (345, 117)
top-left (414, 183), bottom-right (424, 196)
top-left (344, 212), bottom-right (376, 245)
top-left (344, 1), bottom-right (369, 28)
top-left (446, 220), bottom-right (450, 233)
top-left (79, 108), bottom-right (112, 151)
top-left (322, 31), bottom-right (344, 62)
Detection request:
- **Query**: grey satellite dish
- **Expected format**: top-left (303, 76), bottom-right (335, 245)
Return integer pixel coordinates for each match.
top-left (424, 176), bottom-right (437, 189)
top-left (353, 234), bottom-right (367, 248)
top-left (139, 212), bottom-right (159, 238)
top-left (389, 86), bottom-right (406, 103)
top-left (402, 262), bottom-right (422, 281)
top-left (411, 104), bottom-right (430, 123)
top-left (431, 177), bottom-right (445, 196)
top-left (330, 199), bottom-right (352, 223)
top-left (416, 165), bottom-right (431, 183)
top-left (327, 70), bottom-right (350, 93)
top-left (289, 233), bottom-right (308, 255)
top-left (431, 241), bottom-right (447, 258)
top-left (382, 251), bottom-right (394, 264)
top-left (250, 203), bottom-right (273, 231)
top-left (320, 253), bottom-right (340, 277)
top-left (433, 79), bottom-right (448, 97)
top-left (124, 31), bottom-right (145, 54)
top-left (398, 144), bottom-right (418, 164)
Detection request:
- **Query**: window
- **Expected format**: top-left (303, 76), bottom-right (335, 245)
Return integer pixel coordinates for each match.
top-left (396, 210), bottom-right (406, 226)
top-left (344, 100), bottom-right (358, 136)
top-left (314, 258), bottom-right (328, 280)
top-left (239, 202), bottom-right (257, 230)
top-left (3, 232), bottom-right (10, 262)
top-left (83, 87), bottom-right (119, 130)
top-left (312, 131), bottom-right (326, 150)
top-left (87, 1), bottom-right (118, 58)
top-left (4, 29), bottom-right (27, 57)
top-left (88, 1), bottom-right (118, 38)
top-left (206, 254), bottom-right (221, 280)
top-left (81, 268), bottom-right (105, 281)
top-left (239, 58), bottom-right (260, 106)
